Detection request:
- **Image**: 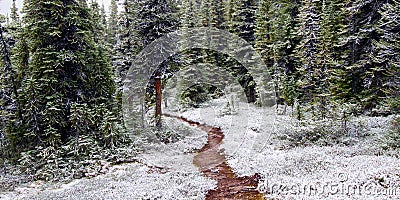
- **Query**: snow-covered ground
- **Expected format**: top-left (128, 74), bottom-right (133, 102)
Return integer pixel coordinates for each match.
top-left (1, 95), bottom-right (399, 200)
top-left (0, 117), bottom-right (216, 200)
top-left (165, 96), bottom-right (400, 200)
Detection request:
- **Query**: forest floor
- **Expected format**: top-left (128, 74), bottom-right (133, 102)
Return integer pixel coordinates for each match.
top-left (165, 98), bottom-right (400, 200)
top-left (1, 97), bottom-right (400, 199)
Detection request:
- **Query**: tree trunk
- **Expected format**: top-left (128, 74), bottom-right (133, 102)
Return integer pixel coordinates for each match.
top-left (155, 76), bottom-right (162, 129)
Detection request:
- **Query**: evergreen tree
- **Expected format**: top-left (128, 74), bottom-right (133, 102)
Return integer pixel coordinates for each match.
top-left (372, 0), bottom-right (400, 113)
top-left (113, 0), bottom-right (140, 127)
top-left (10, 0), bottom-right (19, 23)
top-left (4, 0), bottom-right (20, 50)
top-left (227, 0), bottom-right (257, 44)
top-left (0, 23), bottom-right (22, 158)
top-left (90, 0), bottom-right (108, 46)
top-left (106, 0), bottom-right (119, 47)
top-left (223, 0), bottom-right (235, 30)
top-left (9, 0), bottom-right (124, 177)
top-left (11, 3), bottom-right (29, 95)
top-left (328, 0), bottom-right (353, 104)
top-left (338, 0), bottom-right (386, 111)
top-left (135, 0), bottom-right (179, 49)
top-left (210, 0), bottom-right (225, 29)
top-left (0, 2), bottom-right (24, 161)
top-left (254, 0), bottom-right (272, 69)
top-left (315, 0), bottom-right (348, 117)
top-left (199, 0), bottom-right (212, 27)
top-left (293, 0), bottom-right (323, 118)
top-left (255, 0), bottom-right (299, 108)
top-left (197, 0), bottom-right (225, 28)
top-left (180, 0), bottom-right (200, 28)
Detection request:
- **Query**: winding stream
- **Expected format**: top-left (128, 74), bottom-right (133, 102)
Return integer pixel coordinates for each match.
top-left (164, 114), bottom-right (265, 199)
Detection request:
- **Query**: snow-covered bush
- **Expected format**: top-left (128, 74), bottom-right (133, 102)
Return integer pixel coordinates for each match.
top-left (276, 108), bottom-right (394, 148)
top-left (278, 119), bottom-right (348, 147)
top-left (379, 116), bottom-right (400, 157)
top-left (139, 117), bottom-right (198, 145)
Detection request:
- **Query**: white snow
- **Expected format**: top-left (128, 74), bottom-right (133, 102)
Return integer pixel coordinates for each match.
top-left (165, 96), bottom-right (400, 200)
top-left (0, 117), bottom-right (216, 200)
top-left (1, 95), bottom-right (399, 200)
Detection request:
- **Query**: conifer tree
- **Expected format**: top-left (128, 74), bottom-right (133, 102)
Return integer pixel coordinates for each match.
top-left (107, 0), bottom-right (119, 47)
top-left (113, 0), bottom-right (140, 127)
top-left (255, 0), bottom-right (300, 108)
top-left (199, 0), bottom-right (212, 27)
top-left (210, 0), bottom-right (225, 29)
top-left (0, 23), bottom-right (22, 156)
top-left (90, 0), bottom-right (108, 46)
top-left (337, 0), bottom-right (386, 111)
top-left (10, 0), bottom-right (123, 175)
top-left (0, 2), bottom-right (24, 159)
top-left (135, 0), bottom-right (179, 49)
top-left (293, 0), bottom-right (323, 118)
top-left (181, 0), bottom-right (200, 28)
top-left (227, 0), bottom-right (257, 44)
top-left (113, 0), bottom-right (138, 78)
top-left (372, 0), bottom-right (400, 112)
top-left (10, 0), bottom-right (19, 23)
top-left (327, 0), bottom-right (353, 104)
top-left (315, 0), bottom-right (348, 117)
top-left (3, 0), bottom-right (20, 50)
top-left (11, 1), bottom-right (29, 94)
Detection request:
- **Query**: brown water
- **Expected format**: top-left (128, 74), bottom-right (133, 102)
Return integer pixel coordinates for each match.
top-left (164, 114), bottom-right (266, 200)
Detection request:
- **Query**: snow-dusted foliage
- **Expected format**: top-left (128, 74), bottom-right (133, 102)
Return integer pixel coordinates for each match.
top-left (1, 116), bottom-right (215, 199)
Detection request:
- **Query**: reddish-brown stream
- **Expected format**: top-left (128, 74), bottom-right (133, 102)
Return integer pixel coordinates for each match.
top-left (164, 114), bottom-right (265, 200)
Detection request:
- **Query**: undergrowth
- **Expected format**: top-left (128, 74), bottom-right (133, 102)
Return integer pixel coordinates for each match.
top-left (379, 116), bottom-right (400, 157)
top-left (0, 135), bottom-right (139, 192)
top-left (276, 104), bottom-right (394, 149)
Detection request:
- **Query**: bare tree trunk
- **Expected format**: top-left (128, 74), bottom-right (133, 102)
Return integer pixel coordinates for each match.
top-left (155, 76), bottom-right (162, 129)
top-left (140, 96), bottom-right (145, 128)
top-left (248, 87), bottom-right (256, 103)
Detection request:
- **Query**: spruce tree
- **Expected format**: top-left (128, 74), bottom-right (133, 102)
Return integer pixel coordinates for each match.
top-left (328, 0), bottom-right (353, 104)
top-left (255, 0), bottom-right (300, 108)
top-left (136, 0), bottom-right (179, 126)
top-left (135, 0), bottom-right (179, 49)
top-left (293, 0), bottom-right (323, 119)
top-left (227, 0), bottom-right (257, 44)
top-left (338, 0), bottom-right (386, 111)
top-left (113, 0), bottom-right (140, 128)
top-left (10, 0), bottom-right (19, 21)
top-left (181, 0), bottom-right (200, 28)
top-left (372, 0), bottom-right (400, 113)
top-left (210, 0), bottom-right (225, 29)
top-left (89, 0), bottom-right (108, 46)
top-left (0, 2), bottom-right (24, 160)
top-left (199, 0), bottom-right (212, 27)
top-left (106, 0), bottom-right (119, 47)
top-left (0, 23), bottom-right (22, 160)
top-left (315, 0), bottom-right (348, 117)
top-left (11, 0), bottom-right (123, 177)
top-left (254, 0), bottom-right (272, 69)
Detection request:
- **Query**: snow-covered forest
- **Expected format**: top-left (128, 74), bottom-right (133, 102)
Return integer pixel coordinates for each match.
top-left (0, 0), bottom-right (399, 199)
